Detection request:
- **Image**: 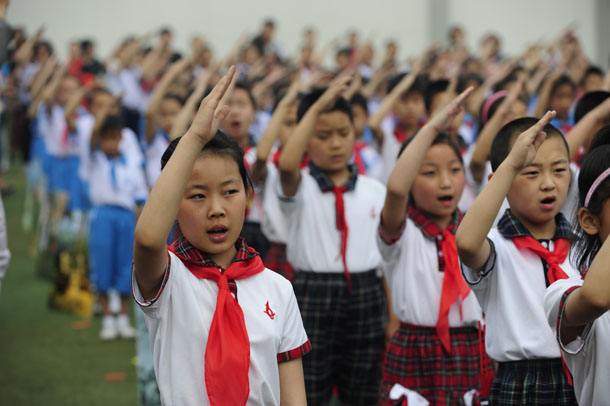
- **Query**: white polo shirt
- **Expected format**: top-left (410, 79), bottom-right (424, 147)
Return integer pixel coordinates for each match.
top-left (261, 164), bottom-right (288, 244)
top-left (38, 104), bottom-right (79, 157)
top-left (145, 131), bottom-right (170, 187)
top-left (244, 147), bottom-right (265, 224)
top-left (462, 214), bottom-right (580, 362)
top-left (378, 218), bottom-right (483, 327)
top-left (545, 277), bottom-right (610, 406)
top-left (133, 251), bottom-right (310, 406)
top-left (278, 167), bottom-right (385, 273)
top-left (86, 150), bottom-right (148, 210)
top-left (380, 117), bottom-right (403, 182)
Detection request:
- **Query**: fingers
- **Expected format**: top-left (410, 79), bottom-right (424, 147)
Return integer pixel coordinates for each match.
top-left (533, 110), bottom-right (557, 132)
top-left (203, 65), bottom-right (236, 112)
top-left (217, 66), bottom-right (238, 109)
top-left (451, 86), bottom-right (474, 107)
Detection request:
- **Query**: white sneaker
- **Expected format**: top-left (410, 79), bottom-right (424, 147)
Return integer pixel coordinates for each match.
top-left (116, 314), bottom-right (136, 339)
top-left (100, 316), bottom-right (118, 341)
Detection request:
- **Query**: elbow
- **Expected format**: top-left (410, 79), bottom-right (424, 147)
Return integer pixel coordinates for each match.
top-left (455, 231), bottom-right (478, 259)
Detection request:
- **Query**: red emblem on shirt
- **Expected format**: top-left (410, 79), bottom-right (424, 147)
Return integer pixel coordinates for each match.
top-left (264, 301), bottom-right (276, 320)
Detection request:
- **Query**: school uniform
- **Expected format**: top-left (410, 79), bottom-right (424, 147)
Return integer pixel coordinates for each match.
top-left (377, 208), bottom-right (493, 405)
top-left (86, 149), bottom-right (147, 295)
top-left (133, 235), bottom-right (310, 406)
top-left (380, 117), bottom-right (407, 182)
top-left (38, 104), bottom-right (83, 209)
top-left (462, 209), bottom-right (579, 405)
top-left (352, 140), bottom-right (384, 181)
top-left (259, 147), bottom-right (295, 280)
top-left (145, 130), bottom-right (170, 187)
top-left (277, 163), bottom-right (387, 405)
top-left (545, 277), bottom-right (610, 406)
top-left (242, 146), bottom-right (270, 258)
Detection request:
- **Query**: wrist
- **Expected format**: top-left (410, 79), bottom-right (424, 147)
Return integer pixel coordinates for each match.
top-left (497, 159), bottom-right (520, 177)
top-left (183, 129), bottom-right (210, 146)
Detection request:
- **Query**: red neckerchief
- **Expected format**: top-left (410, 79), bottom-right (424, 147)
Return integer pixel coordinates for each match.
top-left (393, 124), bottom-right (409, 144)
top-left (168, 231), bottom-right (264, 406)
top-left (353, 141), bottom-right (367, 175)
top-left (512, 237), bottom-right (570, 286)
top-left (407, 206), bottom-right (470, 354)
top-left (309, 163), bottom-right (358, 291)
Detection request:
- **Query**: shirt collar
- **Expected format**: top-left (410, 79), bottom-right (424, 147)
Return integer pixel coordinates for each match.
top-left (308, 162), bottom-right (358, 193)
top-left (497, 208), bottom-right (574, 240)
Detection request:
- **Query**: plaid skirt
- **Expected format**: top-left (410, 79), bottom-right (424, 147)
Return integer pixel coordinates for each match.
top-left (380, 322), bottom-right (495, 406)
top-left (490, 359), bottom-right (577, 405)
top-left (293, 270), bottom-right (386, 406)
top-left (264, 242), bottom-right (294, 281)
top-left (241, 221), bottom-right (270, 259)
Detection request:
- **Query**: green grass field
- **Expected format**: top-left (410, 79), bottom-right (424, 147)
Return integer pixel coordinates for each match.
top-left (0, 163), bottom-right (138, 405)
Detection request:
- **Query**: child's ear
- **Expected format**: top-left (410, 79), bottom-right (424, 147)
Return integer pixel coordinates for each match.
top-left (578, 207), bottom-right (601, 236)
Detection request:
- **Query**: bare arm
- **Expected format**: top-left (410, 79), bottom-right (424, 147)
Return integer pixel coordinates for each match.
top-left (169, 67), bottom-right (212, 140)
top-left (278, 74), bottom-right (351, 197)
top-left (133, 66), bottom-right (237, 300)
top-left (467, 58), bottom-right (517, 118)
top-left (14, 26), bottom-right (44, 65)
top-left (534, 71), bottom-right (561, 118)
top-left (251, 76), bottom-right (301, 185)
top-left (27, 64), bottom-right (65, 118)
top-left (278, 359), bottom-right (307, 406)
top-left (381, 87), bottom-right (473, 237)
top-left (457, 111), bottom-right (557, 271)
top-left (145, 57), bottom-right (191, 142)
top-left (566, 97), bottom-right (610, 161)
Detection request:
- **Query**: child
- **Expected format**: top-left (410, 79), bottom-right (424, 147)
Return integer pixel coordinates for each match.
top-left (456, 113), bottom-right (580, 404)
top-left (378, 87), bottom-right (493, 404)
top-left (88, 114), bottom-right (148, 340)
top-left (133, 67), bottom-right (309, 405)
top-left (277, 75), bottom-right (387, 405)
top-left (535, 74), bottom-right (577, 134)
top-left (544, 139), bottom-right (610, 405)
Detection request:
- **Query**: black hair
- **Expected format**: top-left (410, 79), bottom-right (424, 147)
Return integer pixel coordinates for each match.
top-left (424, 79), bottom-right (449, 114)
top-left (590, 125), bottom-right (610, 152)
top-left (398, 131), bottom-right (463, 165)
top-left (159, 27), bottom-right (173, 36)
top-left (550, 74), bottom-right (576, 98)
top-left (493, 66), bottom-right (524, 93)
top-left (234, 81), bottom-right (257, 110)
top-left (99, 115), bottom-right (123, 138)
top-left (162, 92), bottom-right (185, 106)
top-left (33, 41), bottom-right (53, 58)
top-left (387, 73), bottom-right (428, 97)
top-left (336, 47), bottom-right (351, 59)
top-left (296, 87), bottom-right (353, 123)
top-left (161, 130), bottom-right (253, 192)
top-left (574, 91), bottom-right (610, 124)
top-left (80, 39), bottom-right (94, 54)
top-left (490, 117), bottom-right (567, 171)
top-left (573, 144), bottom-right (610, 272)
top-left (457, 73), bottom-right (483, 93)
top-left (580, 65), bottom-right (604, 87)
top-left (349, 92), bottom-right (369, 115)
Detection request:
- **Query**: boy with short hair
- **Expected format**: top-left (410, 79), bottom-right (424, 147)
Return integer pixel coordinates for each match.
top-left (456, 112), bottom-right (579, 404)
top-left (278, 75), bottom-right (387, 405)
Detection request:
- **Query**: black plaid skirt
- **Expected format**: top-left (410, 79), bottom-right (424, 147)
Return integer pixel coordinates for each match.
top-left (293, 270), bottom-right (386, 406)
top-left (490, 358), bottom-right (577, 405)
top-left (241, 221), bottom-right (270, 259)
top-left (380, 323), bottom-right (494, 406)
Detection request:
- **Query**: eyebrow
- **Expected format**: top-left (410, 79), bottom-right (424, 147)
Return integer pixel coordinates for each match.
top-left (525, 159), bottom-right (570, 168)
top-left (189, 178), bottom-right (241, 189)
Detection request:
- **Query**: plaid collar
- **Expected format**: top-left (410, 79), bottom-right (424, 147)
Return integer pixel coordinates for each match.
top-left (407, 205), bottom-right (463, 239)
top-left (170, 228), bottom-right (258, 268)
top-left (497, 209), bottom-right (574, 240)
top-left (308, 162), bottom-right (358, 193)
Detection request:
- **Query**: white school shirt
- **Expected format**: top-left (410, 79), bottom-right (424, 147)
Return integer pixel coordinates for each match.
top-left (133, 251), bottom-right (310, 406)
top-left (462, 219), bottom-right (580, 362)
top-left (38, 104), bottom-right (79, 157)
top-left (377, 218), bottom-right (483, 327)
top-left (277, 168), bottom-right (385, 273)
top-left (244, 147), bottom-right (264, 224)
top-left (145, 131), bottom-right (170, 187)
top-left (118, 67), bottom-right (149, 112)
top-left (544, 277), bottom-right (610, 406)
top-left (87, 150), bottom-right (148, 210)
top-left (261, 163), bottom-right (288, 244)
top-left (380, 117), bottom-right (403, 182)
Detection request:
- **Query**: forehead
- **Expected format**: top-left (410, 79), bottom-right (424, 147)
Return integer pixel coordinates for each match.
top-left (231, 88), bottom-right (253, 105)
top-left (315, 111), bottom-right (352, 129)
top-left (189, 153), bottom-right (241, 184)
top-left (422, 143), bottom-right (461, 164)
top-left (531, 135), bottom-right (569, 163)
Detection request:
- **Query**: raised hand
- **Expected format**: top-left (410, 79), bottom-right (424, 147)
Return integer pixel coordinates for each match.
top-left (313, 72), bottom-right (353, 112)
top-left (505, 110), bottom-right (556, 171)
top-left (187, 66), bottom-right (237, 143)
top-left (427, 86), bottom-right (474, 133)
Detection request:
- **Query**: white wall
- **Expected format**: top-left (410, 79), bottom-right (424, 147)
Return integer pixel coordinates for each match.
top-left (7, 0), bottom-right (601, 65)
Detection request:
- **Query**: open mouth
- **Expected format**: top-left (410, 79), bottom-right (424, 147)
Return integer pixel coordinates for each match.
top-left (438, 195), bottom-right (453, 202)
top-left (207, 225), bottom-right (228, 235)
top-left (207, 225), bottom-right (229, 242)
top-left (541, 196), bottom-right (556, 205)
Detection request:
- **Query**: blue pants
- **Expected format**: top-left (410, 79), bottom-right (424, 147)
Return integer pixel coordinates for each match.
top-left (89, 206), bottom-right (135, 295)
top-left (49, 155), bottom-right (86, 211)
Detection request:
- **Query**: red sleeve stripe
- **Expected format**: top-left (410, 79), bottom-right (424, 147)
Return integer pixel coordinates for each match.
top-left (277, 340), bottom-right (312, 363)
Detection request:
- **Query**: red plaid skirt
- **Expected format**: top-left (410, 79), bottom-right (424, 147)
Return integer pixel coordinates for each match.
top-left (380, 322), bottom-right (495, 406)
top-left (264, 242), bottom-right (294, 281)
